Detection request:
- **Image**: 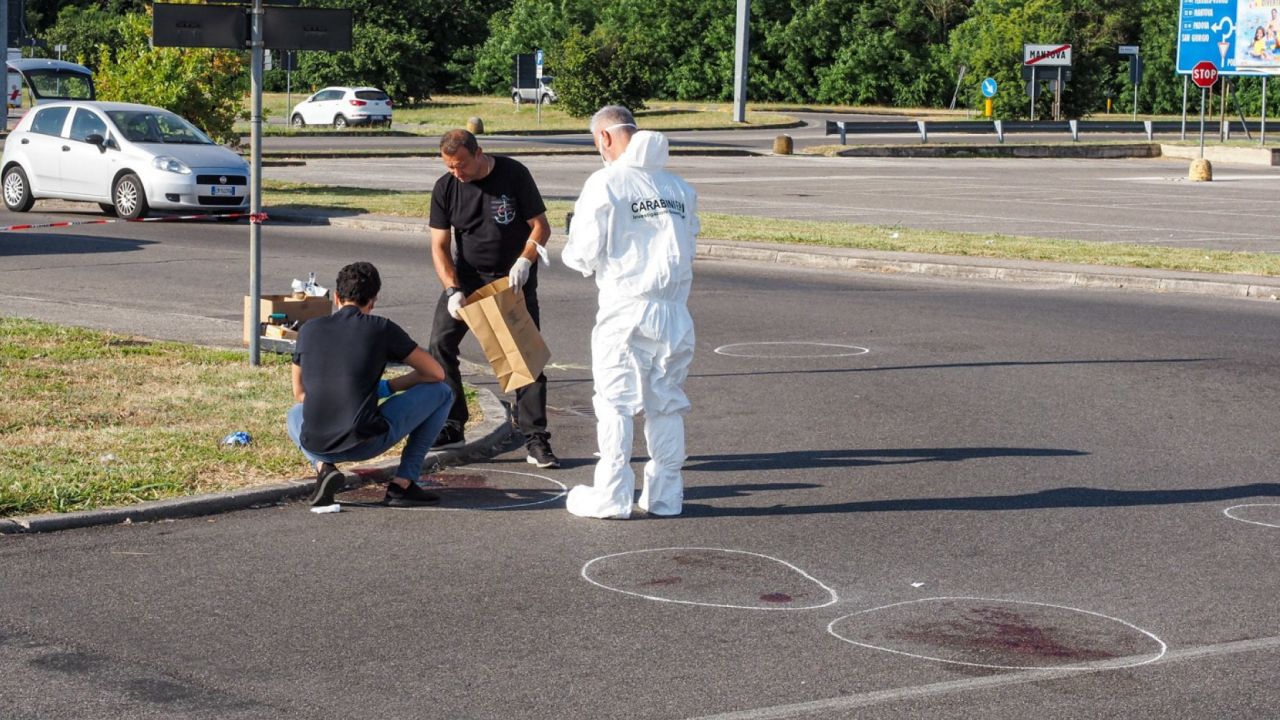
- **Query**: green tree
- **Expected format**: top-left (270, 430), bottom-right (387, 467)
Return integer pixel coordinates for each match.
top-left (597, 0), bottom-right (737, 101)
top-left (554, 25), bottom-right (655, 117)
top-left (295, 0), bottom-right (508, 100)
top-left (946, 0), bottom-right (1143, 119)
top-left (93, 14), bottom-right (247, 146)
top-left (471, 0), bottom-right (595, 96)
top-left (35, 5), bottom-right (127, 70)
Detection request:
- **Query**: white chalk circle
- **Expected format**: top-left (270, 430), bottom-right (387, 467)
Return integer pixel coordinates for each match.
top-left (581, 547), bottom-right (839, 610)
top-left (1223, 504), bottom-right (1280, 529)
top-left (713, 341), bottom-right (870, 359)
top-left (828, 597), bottom-right (1166, 671)
top-left (348, 468), bottom-right (567, 511)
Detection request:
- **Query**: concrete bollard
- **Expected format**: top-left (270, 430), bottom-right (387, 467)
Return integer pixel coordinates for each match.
top-left (467, 117), bottom-right (485, 135)
top-left (1188, 158), bottom-right (1212, 182)
top-left (772, 134), bottom-right (793, 155)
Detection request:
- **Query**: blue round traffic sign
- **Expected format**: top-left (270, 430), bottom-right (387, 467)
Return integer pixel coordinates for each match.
top-left (981, 77), bottom-right (998, 98)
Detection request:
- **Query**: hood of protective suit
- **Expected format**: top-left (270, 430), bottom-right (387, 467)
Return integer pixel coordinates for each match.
top-left (563, 128), bottom-right (699, 305)
top-left (614, 130), bottom-right (669, 170)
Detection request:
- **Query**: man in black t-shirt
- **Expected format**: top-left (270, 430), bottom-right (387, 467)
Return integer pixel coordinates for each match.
top-left (287, 261), bottom-right (453, 507)
top-left (427, 129), bottom-right (560, 469)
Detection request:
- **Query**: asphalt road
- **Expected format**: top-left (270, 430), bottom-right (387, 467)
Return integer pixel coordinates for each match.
top-left (2, 219), bottom-right (1279, 718)
top-left (261, 152), bottom-right (1280, 253)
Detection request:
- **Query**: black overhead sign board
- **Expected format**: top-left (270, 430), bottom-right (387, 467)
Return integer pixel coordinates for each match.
top-left (153, 3), bottom-right (247, 49)
top-left (152, 3), bottom-right (351, 52)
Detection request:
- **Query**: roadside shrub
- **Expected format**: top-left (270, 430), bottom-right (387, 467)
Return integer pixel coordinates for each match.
top-left (554, 26), bottom-right (654, 118)
top-left (93, 13), bottom-right (247, 146)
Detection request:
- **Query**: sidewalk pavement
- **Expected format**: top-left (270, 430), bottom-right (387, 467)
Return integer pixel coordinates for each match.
top-left (6, 204), bottom-right (1277, 534)
top-left (0, 374), bottom-right (514, 535)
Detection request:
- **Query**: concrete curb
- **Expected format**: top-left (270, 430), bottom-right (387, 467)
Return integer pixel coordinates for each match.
top-left (0, 387), bottom-right (513, 535)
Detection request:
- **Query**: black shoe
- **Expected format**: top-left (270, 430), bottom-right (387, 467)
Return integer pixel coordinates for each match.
top-left (308, 463), bottom-right (344, 506)
top-left (384, 481), bottom-right (441, 507)
top-left (431, 423), bottom-right (465, 449)
top-left (525, 438), bottom-right (561, 469)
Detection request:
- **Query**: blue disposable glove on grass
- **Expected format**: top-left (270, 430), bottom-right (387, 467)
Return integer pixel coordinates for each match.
top-left (377, 379), bottom-right (392, 399)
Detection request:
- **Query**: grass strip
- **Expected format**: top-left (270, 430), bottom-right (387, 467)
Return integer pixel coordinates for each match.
top-left (262, 181), bottom-right (1280, 277)
top-left (0, 318), bottom-right (477, 517)
top-left (240, 93), bottom-right (794, 135)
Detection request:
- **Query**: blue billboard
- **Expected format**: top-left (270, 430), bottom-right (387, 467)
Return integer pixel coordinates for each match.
top-left (1177, 0), bottom-right (1280, 75)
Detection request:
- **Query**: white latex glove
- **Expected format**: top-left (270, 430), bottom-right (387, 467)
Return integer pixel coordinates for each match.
top-left (508, 256), bottom-right (533, 292)
top-left (447, 291), bottom-right (465, 320)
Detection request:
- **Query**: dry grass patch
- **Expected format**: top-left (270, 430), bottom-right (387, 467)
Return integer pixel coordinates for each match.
top-left (1, 319), bottom-right (477, 517)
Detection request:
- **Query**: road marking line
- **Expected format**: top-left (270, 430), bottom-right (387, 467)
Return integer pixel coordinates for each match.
top-left (682, 635), bottom-right (1280, 720)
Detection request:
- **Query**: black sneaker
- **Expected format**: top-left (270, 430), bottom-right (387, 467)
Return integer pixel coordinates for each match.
top-left (384, 481), bottom-right (441, 507)
top-left (308, 463), bottom-right (344, 506)
top-left (431, 423), bottom-right (465, 448)
top-left (526, 438), bottom-right (561, 469)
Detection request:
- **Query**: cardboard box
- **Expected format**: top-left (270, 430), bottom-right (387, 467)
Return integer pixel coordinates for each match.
top-left (264, 324), bottom-right (298, 341)
top-left (243, 294), bottom-right (331, 345)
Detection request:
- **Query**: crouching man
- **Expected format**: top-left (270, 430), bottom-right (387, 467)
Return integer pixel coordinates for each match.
top-left (287, 261), bottom-right (453, 507)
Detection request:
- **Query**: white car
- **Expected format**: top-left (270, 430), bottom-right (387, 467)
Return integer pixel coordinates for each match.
top-left (289, 86), bottom-right (392, 129)
top-left (1, 100), bottom-right (248, 219)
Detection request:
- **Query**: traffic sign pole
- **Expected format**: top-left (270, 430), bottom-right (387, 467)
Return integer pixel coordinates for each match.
top-left (1199, 86), bottom-right (1207, 159)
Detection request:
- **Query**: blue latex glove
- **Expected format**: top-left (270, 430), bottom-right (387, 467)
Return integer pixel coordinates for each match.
top-left (377, 379), bottom-right (392, 399)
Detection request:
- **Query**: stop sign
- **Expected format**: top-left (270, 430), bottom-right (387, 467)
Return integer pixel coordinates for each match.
top-left (1192, 60), bottom-right (1219, 88)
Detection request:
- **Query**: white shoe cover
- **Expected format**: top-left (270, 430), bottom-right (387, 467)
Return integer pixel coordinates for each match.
top-left (566, 484), bottom-right (631, 519)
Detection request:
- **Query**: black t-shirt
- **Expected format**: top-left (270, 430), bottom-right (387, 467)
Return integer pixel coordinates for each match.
top-left (429, 155), bottom-right (547, 275)
top-left (293, 305), bottom-right (418, 454)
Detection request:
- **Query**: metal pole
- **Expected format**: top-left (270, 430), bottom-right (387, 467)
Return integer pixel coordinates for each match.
top-left (732, 0), bottom-right (749, 123)
top-left (1199, 86), bottom-right (1207, 159)
top-left (1181, 74), bottom-right (1189, 140)
top-left (1056, 66), bottom-right (1062, 121)
top-left (1261, 76), bottom-right (1267, 146)
top-left (1132, 59), bottom-right (1138, 121)
top-left (286, 54), bottom-right (292, 127)
top-left (1, 0), bottom-right (7, 132)
top-left (249, 0), bottom-right (264, 366)
top-left (948, 65), bottom-right (966, 111)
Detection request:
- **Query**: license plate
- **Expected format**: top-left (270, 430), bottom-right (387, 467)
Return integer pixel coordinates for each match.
top-left (209, 185), bottom-right (236, 196)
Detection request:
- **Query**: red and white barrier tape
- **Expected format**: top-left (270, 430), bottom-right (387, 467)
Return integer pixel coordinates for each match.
top-left (0, 211), bottom-right (262, 233)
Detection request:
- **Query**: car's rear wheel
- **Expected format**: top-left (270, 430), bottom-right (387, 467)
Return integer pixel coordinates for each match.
top-left (291, 114), bottom-right (305, 129)
top-left (2, 165), bottom-right (35, 212)
top-left (512, 92), bottom-right (521, 104)
top-left (98, 203), bottom-right (117, 216)
top-left (113, 173), bottom-right (149, 220)
top-left (333, 114), bottom-right (348, 130)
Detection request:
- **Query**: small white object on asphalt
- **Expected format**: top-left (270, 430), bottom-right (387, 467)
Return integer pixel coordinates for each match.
top-left (309, 504), bottom-right (342, 514)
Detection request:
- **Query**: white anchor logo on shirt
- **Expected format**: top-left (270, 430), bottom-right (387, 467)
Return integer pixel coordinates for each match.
top-left (492, 195), bottom-right (517, 225)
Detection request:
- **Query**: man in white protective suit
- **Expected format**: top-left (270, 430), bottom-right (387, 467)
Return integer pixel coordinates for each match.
top-left (561, 105), bottom-right (700, 519)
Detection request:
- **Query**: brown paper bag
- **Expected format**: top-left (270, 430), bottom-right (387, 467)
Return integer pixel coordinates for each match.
top-left (457, 277), bottom-right (551, 393)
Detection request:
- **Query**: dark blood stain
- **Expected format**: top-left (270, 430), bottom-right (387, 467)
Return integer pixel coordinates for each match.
top-left (760, 593), bottom-right (793, 603)
top-left (892, 605), bottom-right (1117, 662)
top-left (643, 576), bottom-right (682, 586)
top-left (423, 473), bottom-right (489, 489)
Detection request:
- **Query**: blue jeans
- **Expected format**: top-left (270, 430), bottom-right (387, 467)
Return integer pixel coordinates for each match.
top-left (287, 382), bottom-right (453, 482)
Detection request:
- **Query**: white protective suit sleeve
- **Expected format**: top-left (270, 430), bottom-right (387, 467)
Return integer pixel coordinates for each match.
top-left (562, 170), bottom-right (613, 277)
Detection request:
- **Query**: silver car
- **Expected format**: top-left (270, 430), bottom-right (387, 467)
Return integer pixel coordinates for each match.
top-left (1, 100), bottom-right (249, 219)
